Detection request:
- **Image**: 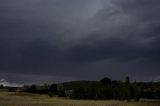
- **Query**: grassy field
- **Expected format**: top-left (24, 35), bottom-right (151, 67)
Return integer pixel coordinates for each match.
top-left (0, 91), bottom-right (159, 106)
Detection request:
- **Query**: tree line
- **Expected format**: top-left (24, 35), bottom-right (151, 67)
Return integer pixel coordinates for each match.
top-left (3, 76), bottom-right (160, 101)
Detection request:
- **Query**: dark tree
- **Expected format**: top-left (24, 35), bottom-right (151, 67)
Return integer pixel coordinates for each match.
top-left (71, 86), bottom-right (86, 99)
top-left (125, 76), bottom-right (131, 102)
top-left (100, 77), bottom-right (112, 85)
top-left (113, 81), bottom-right (127, 100)
top-left (49, 84), bottom-right (58, 95)
top-left (57, 84), bottom-right (66, 97)
top-left (125, 76), bottom-right (130, 85)
top-left (0, 85), bottom-right (4, 88)
top-left (28, 85), bottom-right (37, 93)
top-left (133, 81), bottom-right (140, 101)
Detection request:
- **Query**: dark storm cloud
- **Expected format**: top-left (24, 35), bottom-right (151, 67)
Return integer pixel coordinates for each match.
top-left (0, 0), bottom-right (160, 83)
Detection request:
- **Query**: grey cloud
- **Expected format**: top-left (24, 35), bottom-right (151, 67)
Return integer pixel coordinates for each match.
top-left (0, 0), bottom-right (160, 83)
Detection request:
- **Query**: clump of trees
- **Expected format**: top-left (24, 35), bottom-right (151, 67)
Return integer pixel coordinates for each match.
top-left (21, 76), bottom-right (160, 101)
top-left (70, 76), bottom-right (140, 101)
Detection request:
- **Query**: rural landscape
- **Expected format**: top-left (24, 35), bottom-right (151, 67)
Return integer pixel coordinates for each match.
top-left (0, 0), bottom-right (160, 106)
top-left (0, 77), bottom-right (160, 106)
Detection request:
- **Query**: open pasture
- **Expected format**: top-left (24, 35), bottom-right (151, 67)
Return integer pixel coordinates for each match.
top-left (0, 92), bottom-right (159, 106)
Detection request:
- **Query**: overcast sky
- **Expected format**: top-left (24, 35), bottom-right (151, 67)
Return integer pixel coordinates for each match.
top-left (0, 0), bottom-right (160, 84)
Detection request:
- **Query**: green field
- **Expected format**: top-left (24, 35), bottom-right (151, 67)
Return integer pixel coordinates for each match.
top-left (0, 91), bottom-right (159, 106)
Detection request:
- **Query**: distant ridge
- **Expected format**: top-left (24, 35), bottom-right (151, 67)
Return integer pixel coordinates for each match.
top-left (0, 79), bottom-right (23, 87)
